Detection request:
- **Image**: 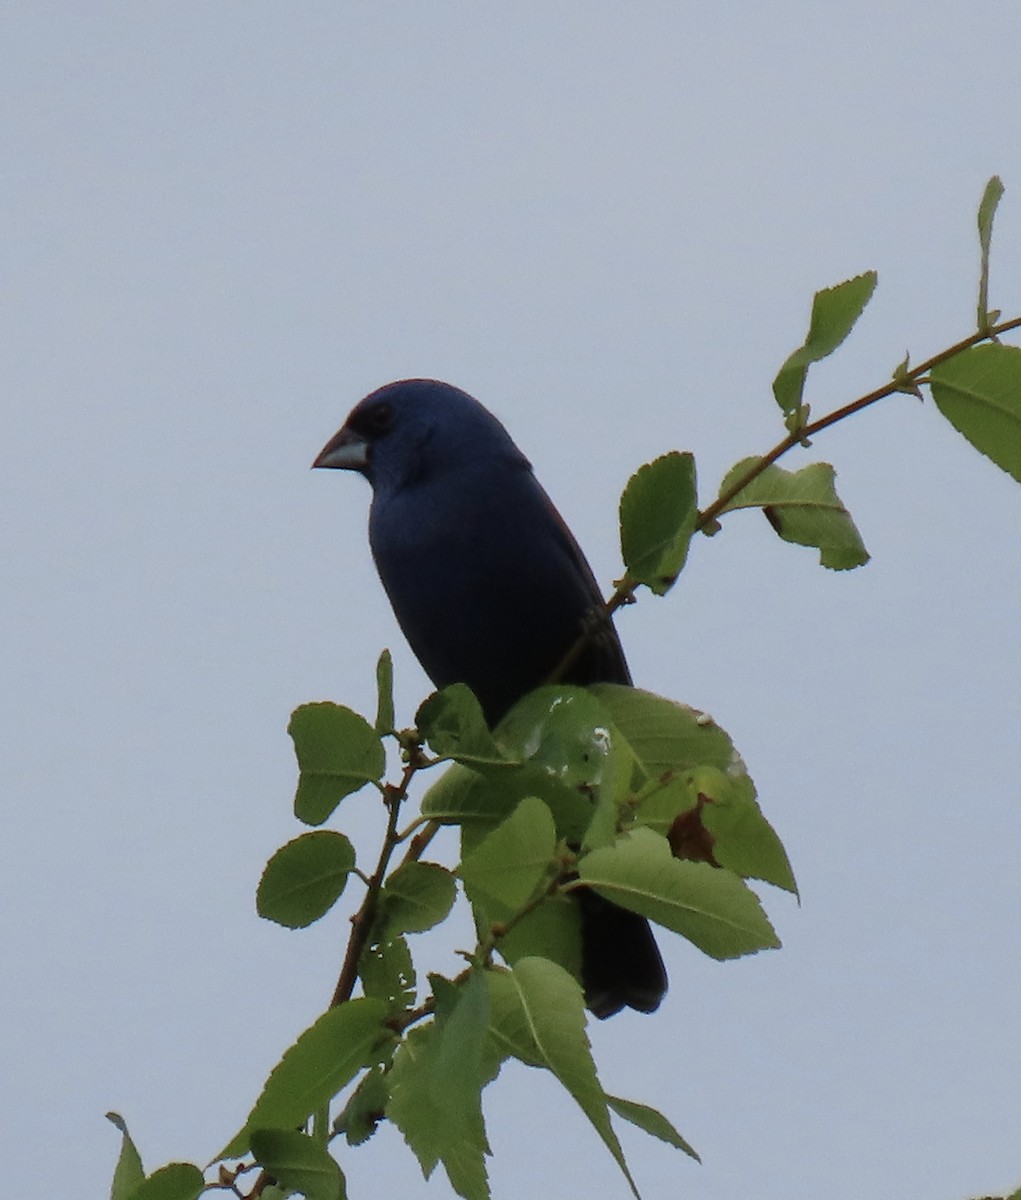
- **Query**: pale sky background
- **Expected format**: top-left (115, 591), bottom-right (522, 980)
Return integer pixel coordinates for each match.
top-left (3, 5), bottom-right (1020, 1199)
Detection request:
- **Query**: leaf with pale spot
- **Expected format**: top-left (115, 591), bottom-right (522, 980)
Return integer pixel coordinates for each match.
top-left (359, 935), bottom-right (416, 1012)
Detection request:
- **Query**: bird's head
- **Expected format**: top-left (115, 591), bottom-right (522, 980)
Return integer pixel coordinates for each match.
top-left (312, 379), bottom-right (527, 497)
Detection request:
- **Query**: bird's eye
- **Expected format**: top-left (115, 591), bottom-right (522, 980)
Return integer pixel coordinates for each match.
top-left (356, 400), bottom-right (395, 437)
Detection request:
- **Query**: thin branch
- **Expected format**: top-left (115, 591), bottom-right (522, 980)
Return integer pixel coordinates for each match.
top-left (329, 757), bottom-right (421, 1009)
top-left (398, 818), bottom-right (440, 865)
top-left (698, 313), bottom-right (1021, 531)
top-left (550, 313), bottom-right (1021, 685)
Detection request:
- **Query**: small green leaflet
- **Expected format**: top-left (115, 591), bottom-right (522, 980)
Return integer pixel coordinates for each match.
top-left (416, 684), bottom-right (506, 765)
top-left (930, 344), bottom-right (1021, 483)
top-left (375, 649), bottom-right (395, 734)
top-left (249, 1130), bottom-right (345, 1200)
top-left (773, 271), bottom-right (877, 416)
top-left (619, 451), bottom-right (698, 595)
top-left (106, 1112), bottom-right (145, 1200)
top-left (257, 831), bottom-right (356, 928)
top-left (716, 457), bottom-right (869, 570)
top-left (288, 703), bottom-right (385, 825)
top-left (333, 1065), bottom-right (390, 1146)
top-left (606, 1095), bottom-right (700, 1162)
top-left (378, 861), bottom-right (457, 936)
top-left (591, 684), bottom-right (735, 775)
top-left (977, 175), bottom-right (1004, 328)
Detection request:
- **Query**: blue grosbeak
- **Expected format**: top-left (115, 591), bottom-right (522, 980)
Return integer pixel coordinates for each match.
top-left (315, 379), bottom-right (666, 1017)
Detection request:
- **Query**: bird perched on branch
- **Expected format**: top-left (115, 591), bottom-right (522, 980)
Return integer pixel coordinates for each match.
top-left (314, 378), bottom-right (666, 1018)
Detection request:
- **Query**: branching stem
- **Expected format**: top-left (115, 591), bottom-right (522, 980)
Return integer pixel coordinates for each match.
top-left (600, 314), bottom-right (1021, 637)
top-left (695, 313), bottom-right (1021, 534)
top-left (329, 758), bottom-right (421, 1008)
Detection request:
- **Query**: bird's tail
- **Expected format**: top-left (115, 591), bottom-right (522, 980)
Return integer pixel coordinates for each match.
top-left (576, 888), bottom-right (667, 1019)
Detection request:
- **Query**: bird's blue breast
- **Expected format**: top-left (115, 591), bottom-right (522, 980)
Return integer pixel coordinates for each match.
top-left (368, 459), bottom-right (620, 723)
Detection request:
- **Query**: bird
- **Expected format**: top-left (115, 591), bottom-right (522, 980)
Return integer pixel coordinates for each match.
top-left (314, 378), bottom-right (667, 1018)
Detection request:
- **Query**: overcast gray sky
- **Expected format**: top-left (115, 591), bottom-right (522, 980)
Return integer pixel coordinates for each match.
top-left (3, 5), bottom-right (1020, 1199)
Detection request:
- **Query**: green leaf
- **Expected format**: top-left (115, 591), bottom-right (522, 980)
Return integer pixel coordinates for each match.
top-left (257, 831), bottom-right (356, 928)
top-left (591, 683), bottom-right (740, 777)
top-left (289, 703), bottom-right (386, 825)
top-left (459, 796), bottom-right (557, 921)
top-left (416, 685), bottom-right (506, 765)
top-left (433, 973), bottom-right (492, 1182)
top-left (636, 765), bottom-right (796, 894)
top-left (716, 457), bottom-right (869, 569)
top-left (249, 1130), bottom-right (345, 1200)
top-left (977, 176), bottom-right (1004, 327)
top-left (576, 827), bottom-right (779, 958)
top-left (590, 684), bottom-right (794, 894)
top-left (619, 451), bottom-right (698, 595)
top-left (484, 968), bottom-right (545, 1068)
top-left (379, 862), bottom-right (457, 936)
top-left (695, 767), bottom-right (794, 892)
top-left (606, 1095), bottom-right (700, 1161)
top-left (107, 1112), bottom-right (145, 1200)
top-left (497, 892), bottom-right (582, 978)
top-left (773, 271), bottom-right (878, 415)
top-left (930, 344), bottom-right (1021, 483)
top-left (375, 649), bottom-right (395, 734)
top-left (386, 1027), bottom-right (442, 1182)
top-left (359, 935), bottom-right (417, 1012)
top-left (509, 958), bottom-right (640, 1199)
top-left (333, 1065), bottom-right (390, 1147)
top-left (387, 974), bottom-right (493, 1200)
top-left (125, 1164), bottom-right (204, 1200)
top-left (581, 725), bottom-right (635, 852)
top-left (421, 686), bottom-right (616, 844)
top-left (419, 762), bottom-right (520, 826)
top-left (492, 687), bottom-right (620, 840)
top-left (220, 998), bottom-right (393, 1159)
